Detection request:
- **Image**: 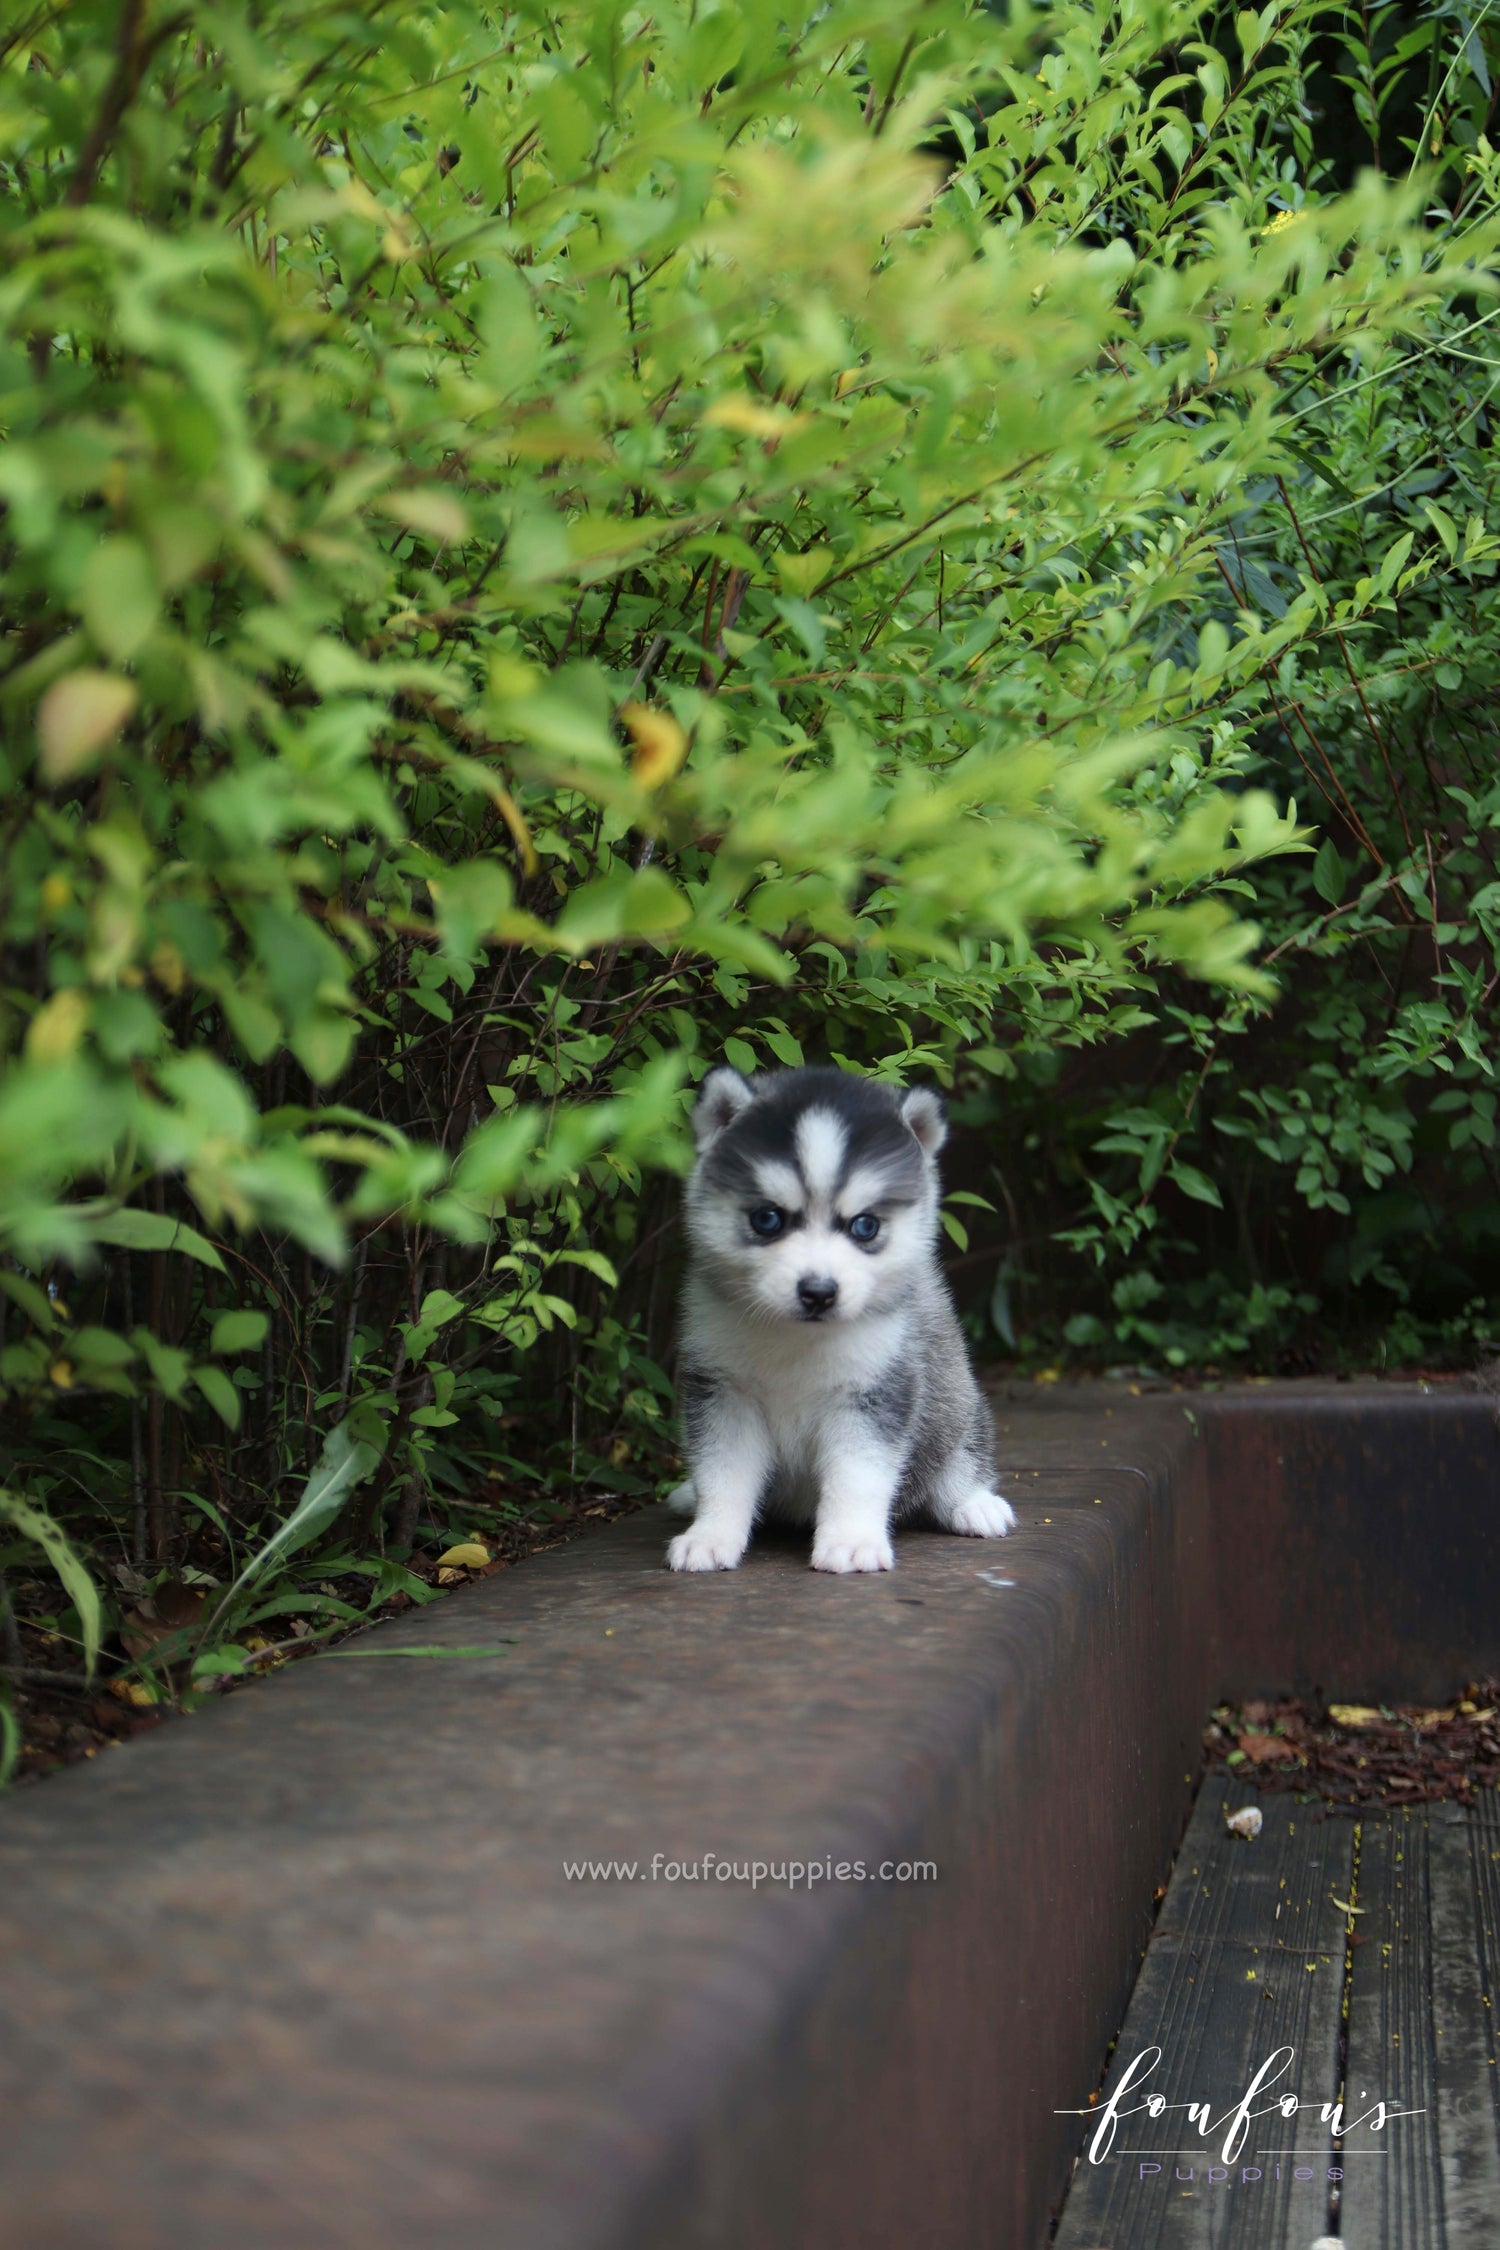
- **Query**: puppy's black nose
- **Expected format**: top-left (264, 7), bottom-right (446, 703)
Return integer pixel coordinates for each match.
top-left (797, 1275), bottom-right (838, 1316)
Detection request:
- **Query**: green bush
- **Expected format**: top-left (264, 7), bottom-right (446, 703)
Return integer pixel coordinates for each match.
top-left (1, 0), bottom-right (1494, 1738)
top-left (966, 10), bottom-right (1500, 1375)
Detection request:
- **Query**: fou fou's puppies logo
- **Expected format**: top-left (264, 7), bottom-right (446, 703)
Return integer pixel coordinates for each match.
top-left (1057, 2042), bottom-right (1425, 2172)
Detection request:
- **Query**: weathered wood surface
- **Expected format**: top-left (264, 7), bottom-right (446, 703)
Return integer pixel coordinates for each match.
top-left (1055, 1785), bottom-right (1500, 2249)
top-left (1054, 1774), bottom-right (1350, 2247)
top-left (1340, 1801), bottom-right (1500, 2247)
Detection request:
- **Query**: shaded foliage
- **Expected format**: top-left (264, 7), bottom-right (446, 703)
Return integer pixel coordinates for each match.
top-left (1, 0), bottom-right (1496, 1746)
top-left (979, 7), bottom-right (1500, 1375)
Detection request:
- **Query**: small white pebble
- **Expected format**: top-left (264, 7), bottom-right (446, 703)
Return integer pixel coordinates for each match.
top-left (1226, 1804), bottom-right (1264, 1840)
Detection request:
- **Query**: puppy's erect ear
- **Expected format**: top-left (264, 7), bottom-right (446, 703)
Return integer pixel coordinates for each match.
top-left (900, 1085), bottom-right (948, 1158)
top-left (693, 1064), bottom-right (756, 1149)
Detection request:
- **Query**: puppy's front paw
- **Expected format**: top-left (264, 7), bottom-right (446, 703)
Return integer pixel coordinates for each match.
top-left (811, 1532), bottom-right (894, 1574)
top-left (667, 1526), bottom-right (745, 1572)
top-left (949, 1491), bottom-right (1017, 1537)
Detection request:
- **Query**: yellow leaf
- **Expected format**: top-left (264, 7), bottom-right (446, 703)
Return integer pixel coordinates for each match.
top-left (151, 940), bottom-right (186, 994)
top-left (489, 653), bottom-right (542, 698)
top-left (378, 489), bottom-right (470, 545)
top-left (436, 1543), bottom-right (491, 1569)
top-left (338, 178), bottom-right (384, 223)
top-left (37, 670), bottom-right (137, 781)
top-left (622, 702), bottom-right (688, 788)
top-left (702, 396), bottom-right (810, 441)
top-left (25, 987), bottom-right (90, 1063)
top-left (49, 1360), bottom-right (74, 1388)
top-left (1329, 1704), bottom-right (1383, 1728)
top-left (109, 1679), bottom-right (160, 1708)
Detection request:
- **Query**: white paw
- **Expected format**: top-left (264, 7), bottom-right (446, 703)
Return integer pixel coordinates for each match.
top-left (665, 1479), bottom-right (697, 1517)
top-left (948, 1491), bottom-right (1017, 1537)
top-left (811, 1533), bottom-right (894, 1574)
top-left (666, 1525), bottom-right (745, 1572)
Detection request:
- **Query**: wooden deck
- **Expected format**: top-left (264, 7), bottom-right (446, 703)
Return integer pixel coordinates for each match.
top-left (1053, 1776), bottom-right (1500, 2248)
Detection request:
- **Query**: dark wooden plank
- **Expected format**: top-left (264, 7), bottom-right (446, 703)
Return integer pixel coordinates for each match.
top-left (1430, 1804), bottom-right (1500, 2238)
top-left (1338, 1809), bottom-right (1446, 2245)
top-left (1055, 1774), bottom-right (1350, 2247)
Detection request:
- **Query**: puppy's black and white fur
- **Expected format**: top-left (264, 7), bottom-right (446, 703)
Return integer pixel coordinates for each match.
top-left (667, 1063), bottom-right (1016, 1574)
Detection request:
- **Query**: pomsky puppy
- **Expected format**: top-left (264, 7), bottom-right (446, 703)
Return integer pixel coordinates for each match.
top-left (667, 1063), bottom-right (1016, 1574)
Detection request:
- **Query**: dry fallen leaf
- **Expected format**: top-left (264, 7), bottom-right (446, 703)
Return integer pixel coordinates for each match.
top-left (108, 1680), bottom-right (159, 1708)
top-left (622, 703), bottom-right (687, 790)
top-left (154, 1582), bottom-right (208, 1630)
top-left (1328, 1704), bottom-right (1385, 1728)
top-left (701, 396), bottom-right (810, 441)
top-left (37, 669), bottom-right (137, 781)
top-left (436, 1543), bottom-right (491, 1570)
top-left (120, 1582), bottom-right (206, 1658)
top-left (1237, 1731), bottom-right (1296, 1764)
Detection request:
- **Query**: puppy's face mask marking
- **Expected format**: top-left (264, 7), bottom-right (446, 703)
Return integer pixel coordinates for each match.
top-left (688, 1069), bottom-right (940, 1325)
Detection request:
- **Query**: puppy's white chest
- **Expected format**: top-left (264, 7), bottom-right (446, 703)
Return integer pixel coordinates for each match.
top-left (730, 1322), bottom-right (888, 1461)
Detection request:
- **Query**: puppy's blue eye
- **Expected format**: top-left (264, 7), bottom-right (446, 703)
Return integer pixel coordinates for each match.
top-left (748, 1206), bottom-right (785, 1240)
top-left (849, 1213), bottom-right (881, 1244)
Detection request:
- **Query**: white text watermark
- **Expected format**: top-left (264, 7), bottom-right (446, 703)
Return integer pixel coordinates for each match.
top-left (1058, 2044), bottom-right (1424, 2168)
top-left (562, 1853), bottom-right (937, 1890)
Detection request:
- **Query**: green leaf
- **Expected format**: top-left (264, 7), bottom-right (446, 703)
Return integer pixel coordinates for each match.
top-left (0, 1695), bottom-right (18, 1788)
top-left (0, 1487), bottom-right (103, 1676)
top-left (70, 1325), bottom-right (137, 1370)
top-left (192, 1363), bottom-right (242, 1428)
top-left (86, 1209), bottom-right (225, 1270)
top-left (211, 1310), bottom-right (269, 1355)
top-left (201, 1422), bottom-right (383, 1641)
top-left (0, 1273), bottom-right (57, 1332)
top-left (80, 537), bottom-right (160, 662)
top-left (290, 1010), bottom-right (357, 1085)
top-left (1312, 839), bottom-right (1347, 907)
top-left (1169, 1163), bottom-right (1223, 1209)
top-left (1375, 531), bottom-right (1415, 596)
top-left (555, 1247), bottom-right (619, 1285)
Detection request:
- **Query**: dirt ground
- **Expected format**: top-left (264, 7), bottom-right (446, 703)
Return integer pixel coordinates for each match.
top-left (1206, 1684), bottom-right (1500, 1807)
top-left (7, 1488), bottom-right (643, 1787)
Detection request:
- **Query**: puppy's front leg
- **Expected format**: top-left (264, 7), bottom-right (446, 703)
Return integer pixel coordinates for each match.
top-left (666, 1383), bottom-right (771, 1573)
top-left (811, 1422), bottom-right (901, 1574)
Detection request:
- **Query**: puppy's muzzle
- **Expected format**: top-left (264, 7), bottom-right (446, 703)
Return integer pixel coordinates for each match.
top-left (796, 1275), bottom-right (839, 1319)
